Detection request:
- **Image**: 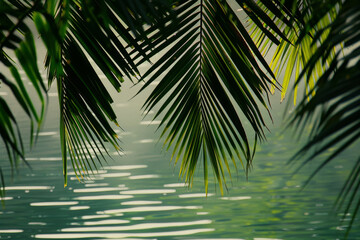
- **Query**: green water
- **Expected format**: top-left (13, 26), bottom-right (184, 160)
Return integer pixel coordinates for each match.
top-left (1, 59), bottom-right (359, 240)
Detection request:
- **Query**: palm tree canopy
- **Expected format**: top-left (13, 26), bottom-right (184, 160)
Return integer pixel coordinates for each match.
top-left (0, 0), bottom-right (359, 236)
top-left (135, 0), bottom-right (294, 192)
top-left (0, 0), bottom-right (173, 187)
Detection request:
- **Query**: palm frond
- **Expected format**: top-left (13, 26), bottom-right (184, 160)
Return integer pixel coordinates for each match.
top-left (1, 0), bottom-right (173, 187)
top-left (0, 0), bottom-right (46, 192)
top-left (289, 0), bottom-right (360, 235)
top-left (31, 0), bottom-right (173, 185)
top-left (136, 0), bottom-right (290, 192)
top-left (249, 0), bottom-right (339, 104)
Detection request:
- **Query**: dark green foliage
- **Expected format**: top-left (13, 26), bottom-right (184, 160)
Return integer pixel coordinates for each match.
top-left (136, 0), bottom-right (292, 192)
top-left (0, 0), bottom-right (173, 186)
top-left (289, 0), bottom-right (360, 235)
top-left (0, 0), bottom-right (359, 237)
top-left (0, 0), bottom-right (46, 178)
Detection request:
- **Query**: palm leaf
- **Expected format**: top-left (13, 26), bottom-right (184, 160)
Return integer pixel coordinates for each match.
top-left (1, 0), bottom-right (173, 187)
top-left (288, 0), bottom-right (360, 236)
top-left (0, 0), bottom-right (46, 198)
top-left (136, 0), bottom-right (290, 192)
top-left (31, 0), bottom-right (174, 185)
top-left (249, 0), bottom-right (339, 104)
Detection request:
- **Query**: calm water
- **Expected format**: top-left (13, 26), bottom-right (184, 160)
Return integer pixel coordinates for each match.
top-left (1, 49), bottom-right (359, 240)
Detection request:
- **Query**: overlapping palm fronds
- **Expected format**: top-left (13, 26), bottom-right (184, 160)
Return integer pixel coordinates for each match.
top-left (288, 0), bottom-right (360, 235)
top-left (0, 0), bottom-right (173, 189)
top-left (249, 0), bottom-right (339, 104)
top-left (136, 0), bottom-right (292, 192)
top-left (0, 0), bottom-right (47, 200)
top-left (1, 1), bottom-right (358, 235)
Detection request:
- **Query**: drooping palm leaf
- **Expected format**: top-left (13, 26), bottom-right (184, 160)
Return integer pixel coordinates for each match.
top-left (136, 0), bottom-right (291, 192)
top-left (1, 0), bottom-right (173, 188)
top-left (289, 0), bottom-right (360, 235)
top-left (0, 0), bottom-right (47, 199)
top-left (31, 0), bottom-right (173, 185)
top-left (249, 0), bottom-right (339, 104)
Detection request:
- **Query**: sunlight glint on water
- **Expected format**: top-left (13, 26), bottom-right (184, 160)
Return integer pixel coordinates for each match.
top-left (0, 39), bottom-right (359, 240)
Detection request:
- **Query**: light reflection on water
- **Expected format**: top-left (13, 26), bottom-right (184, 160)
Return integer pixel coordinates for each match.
top-left (119, 189), bottom-right (176, 194)
top-left (140, 120), bottom-right (162, 125)
top-left (1, 64), bottom-right (359, 240)
top-left (30, 201), bottom-right (79, 206)
top-left (0, 229), bottom-right (24, 233)
top-left (36, 131), bottom-right (57, 136)
top-left (121, 200), bottom-right (162, 205)
top-left (69, 206), bottom-right (90, 210)
top-left (80, 214), bottom-right (112, 220)
top-left (103, 165), bottom-right (147, 170)
top-left (129, 174), bottom-right (159, 179)
top-left (73, 187), bottom-right (128, 193)
top-left (84, 183), bottom-right (109, 187)
top-left (81, 219), bottom-right (130, 225)
top-left (61, 219), bottom-right (212, 232)
top-left (1, 107), bottom-right (359, 240)
top-left (5, 186), bottom-right (53, 190)
top-left (74, 195), bottom-right (133, 200)
top-left (98, 173), bottom-right (131, 178)
top-left (26, 157), bottom-right (62, 161)
top-left (164, 183), bottom-right (189, 187)
top-left (179, 193), bottom-right (214, 198)
top-left (220, 196), bottom-right (252, 201)
top-left (34, 228), bottom-right (215, 239)
top-left (100, 205), bottom-right (202, 214)
top-left (28, 222), bottom-right (47, 226)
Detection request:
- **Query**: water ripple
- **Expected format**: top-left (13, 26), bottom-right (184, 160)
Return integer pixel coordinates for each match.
top-left (120, 189), bottom-right (175, 194)
top-left (5, 186), bottom-right (53, 191)
top-left (129, 174), bottom-right (159, 179)
top-left (37, 131), bottom-right (57, 136)
top-left (179, 193), bottom-right (213, 198)
top-left (101, 205), bottom-right (202, 214)
top-left (80, 215), bottom-right (111, 220)
top-left (121, 200), bottom-right (162, 205)
top-left (0, 229), bottom-right (24, 233)
top-left (140, 120), bottom-right (161, 125)
top-left (99, 173), bottom-right (131, 178)
top-left (104, 165), bottom-right (147, 170)
top-left (164, 183), bottom-right (188, 187)
top-left (30, 201), bottom-right (78, 206)
top-left (83, 219), bottom-right (130, 225)
top-left (35, 228), bottom-right (214, 238)
top-left (74, 195), bottom-right (133, 200)
top-left (61, 220), bottom-right (212, 232)
top-left (220, 196), bottom-right (252, 201)
top-left (73, 187), bottom-right (128, 193)
top-left (69, 206), bottom-right (90, 210)
top-left (84, 183), bottom-right (108, 187)
top-left (28, 222), bottom-right (47, 226)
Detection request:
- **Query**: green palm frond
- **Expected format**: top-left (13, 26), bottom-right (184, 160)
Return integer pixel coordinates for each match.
top-left (0, 1), bottom-right (47, 190)
top-left (136, 0), bottom-right (290, 192)
top-left (289, 0), bottom-right (360, 235)
top-left (336, 157), bottom-right (360, 237)
top-left (249, 0), bottom-right (339, 104)
top-left (0, 0), bottom-right (173, 188)
top-left (31, 0), bottom-right (173, 185)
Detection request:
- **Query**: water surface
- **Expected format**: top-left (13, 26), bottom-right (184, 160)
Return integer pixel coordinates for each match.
top-left (0, 45), bottom-right (359, 240)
